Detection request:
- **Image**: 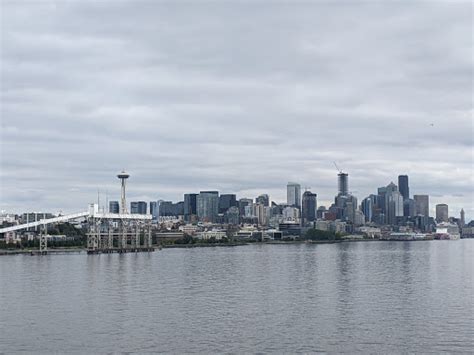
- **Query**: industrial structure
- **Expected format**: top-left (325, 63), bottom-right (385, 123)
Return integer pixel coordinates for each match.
top-left (0, 171), bottom-right (154, 255)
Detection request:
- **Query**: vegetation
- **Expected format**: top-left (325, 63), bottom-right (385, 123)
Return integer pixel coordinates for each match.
top-left (46, 223), bottom-right (85, 237)
top-left (305, 228), bottom-right (343, 241)
top-left (173, 235), bottom-right (230, 245)
top-left (0, 237), bottom-right (85, 249)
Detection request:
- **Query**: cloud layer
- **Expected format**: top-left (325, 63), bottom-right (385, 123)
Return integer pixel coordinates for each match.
top-left (1, 1), bottom-right (473, 220)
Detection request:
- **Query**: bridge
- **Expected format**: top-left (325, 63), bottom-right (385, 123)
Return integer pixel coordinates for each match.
top-left (0, 204), bottom-right (154, 255)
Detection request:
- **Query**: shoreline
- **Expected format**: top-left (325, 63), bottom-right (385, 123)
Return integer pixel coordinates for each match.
top-left (0, 238), bottom-right (466, 255)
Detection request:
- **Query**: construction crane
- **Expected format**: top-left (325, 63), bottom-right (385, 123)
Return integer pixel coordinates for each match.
top-left (333, 161), bottom-right (343, 173)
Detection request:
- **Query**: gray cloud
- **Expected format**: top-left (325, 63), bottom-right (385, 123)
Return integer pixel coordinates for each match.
top-left (1, 0), bottom-right (472, 220)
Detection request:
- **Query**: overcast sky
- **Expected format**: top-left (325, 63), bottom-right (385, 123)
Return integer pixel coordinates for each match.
top-left (1, 0), bottom-right (473, 220)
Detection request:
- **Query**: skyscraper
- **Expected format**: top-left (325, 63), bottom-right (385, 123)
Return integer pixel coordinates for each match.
top-left (197, 191), bottom-right (219, 222)
top-left (377, 186), bottom-right (388, 214)
top-left (109, 201), bottom-right (119, 214)
top-left (338, 173), bottom-right (349, 196)
top-left (254, 203), bottom-right (267, 226)
top-left (460, 209), bottom-right (465, 227)
top-left (158, 201), bottom-right (174, 216)
top-left (184, 193), bottom-right (198, 222)
top-left (256, 194), bottom-right (270, 207)
top-left (435, 204), bottom-right (449, 222)
top-left (302, 191), bottom-right (317, 225)
top-left (225, 206), bottom-right (240, 225)
top-left (219, 194), bottom-right (237, 214)
top-left (130, 201), bottom-right (147, 214)
top-left (149, 201), bottom-right (158, 219)
top-left (414, 195), bottom-right (430, 217)
top-left (387, 191), bottom-right (404, 225)
top-left (287, 182), bottom-right (301, 207)
top-left (398, 175), bottom-right (409, 201)
top-left (238, 198), bottom-right (253, 217)
top-left (361, 196), bottom-right (374, 222)
top-left (403, 198), bottom-right (415, 218)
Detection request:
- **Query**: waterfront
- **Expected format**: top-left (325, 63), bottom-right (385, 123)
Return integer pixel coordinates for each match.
top-left (1, 240), bottom-right (473, 353)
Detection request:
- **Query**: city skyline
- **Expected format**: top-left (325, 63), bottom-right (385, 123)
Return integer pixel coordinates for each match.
top-left (1, 169), bottom-right (470, 222)
top-left (1, 1), bottom-right (472, 219)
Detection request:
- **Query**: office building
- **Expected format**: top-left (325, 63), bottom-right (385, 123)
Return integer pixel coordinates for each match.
top-left (225, 206), bottom-right (240, 225)
top-left (109, 201), bottom-right (120, 214)
top-left (460, 209), bottom-right (465, 227)
top-left (130, 201), bottom-right (147, 214)
top-left (256, 194), bottom-right (270, 207)
top-left (158, 201), bottom-right (173, 216)
top-left (239, 198), bottom-right (253, 217)
top-left (184, 193), bottom-right (198, 222)
top-left (403, 198), bottom-right (415, 218)
top-left (254, 203), bottom-right (267, 226)
top-left (317, 206), bottom-right (327, 219)
top-left (436, 204), bottom-right (449, 223)
top-left (398, 175), bottom-right (409, 201)
top-left (361, 196), bottom-right (374, 222)
top-left (149, 201), bottom-right (158, 220)
top-left (219, 194), bottom-right (237, 214)
top-left (377, 186), bottom-right (388, 214)
top-left (338, 173), bottom-right (349, 196)
top-left (197, 191), bottom-right (219, 222)
top-left (287, 182), bottom-right (301, 207)
top-left (301, 191), bottom-right (317, 224)
top-left (414, 195), bottom-right (429, 217)
top-left (387, 191), bottom-right (404, 225)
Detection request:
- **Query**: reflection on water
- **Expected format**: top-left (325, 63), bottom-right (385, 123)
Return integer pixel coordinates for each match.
top-left (0, 240), bottom-right (473, 353)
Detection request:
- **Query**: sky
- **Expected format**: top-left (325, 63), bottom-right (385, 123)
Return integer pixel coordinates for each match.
top-left (1, 0), bottom-right (473, 220)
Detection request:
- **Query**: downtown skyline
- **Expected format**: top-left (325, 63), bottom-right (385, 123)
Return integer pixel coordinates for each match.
top-left (1, 169), bottom-right (471, 222)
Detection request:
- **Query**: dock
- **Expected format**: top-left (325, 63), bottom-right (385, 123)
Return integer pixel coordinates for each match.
top-left (86, 247), bottom-right (155, 254)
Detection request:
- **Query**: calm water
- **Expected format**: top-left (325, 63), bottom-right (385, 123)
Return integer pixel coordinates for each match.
top-left (1, 241), bottom-right (473, 353)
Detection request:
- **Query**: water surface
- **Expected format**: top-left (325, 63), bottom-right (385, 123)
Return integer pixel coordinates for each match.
top-left (1, 241), bottom-right (473, 353)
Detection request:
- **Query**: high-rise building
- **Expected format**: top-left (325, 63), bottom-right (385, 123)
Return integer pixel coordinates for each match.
top-left (254, 203), bottom-right (267, 226)
top-left (109, 201), bottom-right (120, 214)
top-left (377, 186), bottom-right (388, 214)
top-left (317, 206), bottom-right (327, 219)
top-left (225, 206), bottom-right (240, 225)
top-left (283, 206), bottom-right (300, 222)
top-left (338, 173), bottom-right (349, 196)
top-left (387, 191), bottom-right (404, 225)
top-left (287, 182), bottom-right (301, 207)
top-left (435, 204), bottom-right (449, 223)
top-left (414, 195), bottom-right (430, 217)
top-left (219, 194), bottom-right (237, 214)
top-left (344, 195), bottom-right (358, 223)
top-left (361, 196), bottom-right (374, 222)
top-left (256, 194), bottom-right (270, 207)
top-left (460, 209), bottom-right (465, 227)
top-left (197, 191), bottom-right (219, 222)
top-left (403, 198), bottom-right (415, 218)
top-left (130, 201), bottom-right (147, 214)
top-left (302, 191), bottom-right (317, 225)
top-left (238, 198), bottom-right (253, 217)
top-left (184, 193), bottom-right (198, 222)
top-left (176, 201), bottom-right (184, 216)
top-left (398, 175), bottom-right (409, 201)
top-left (158, 201), bottom-right (173, 216)
top-left (149, 201), bottom-right (158, 220)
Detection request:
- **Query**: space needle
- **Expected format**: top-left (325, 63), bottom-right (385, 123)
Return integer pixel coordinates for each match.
top-left (117, 170), bottom-right (130, 214)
